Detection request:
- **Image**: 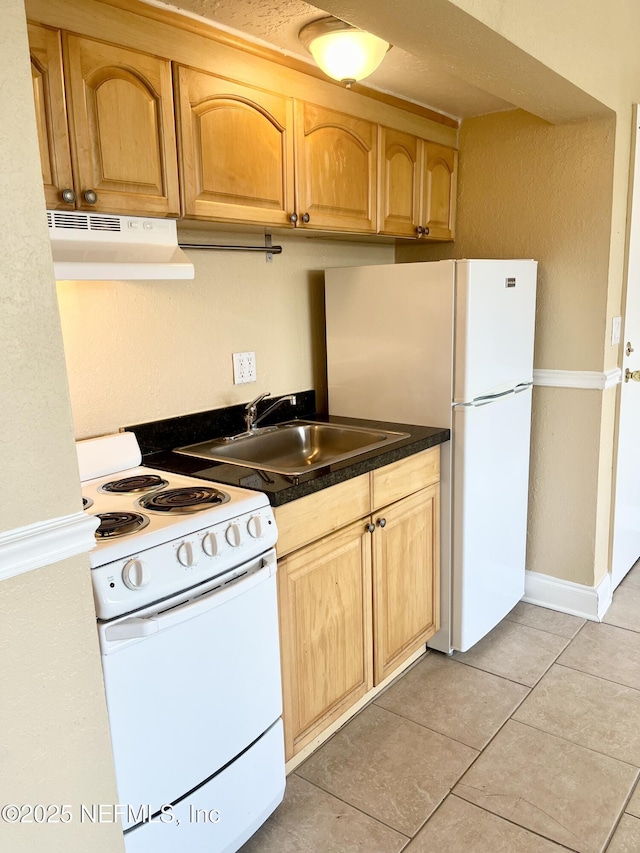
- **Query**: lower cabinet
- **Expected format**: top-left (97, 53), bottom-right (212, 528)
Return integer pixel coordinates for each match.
top-left (372, 485), bottom-right (439, 685)
top-left (277, 522), bottom-right (373, 760)
top-left (275, 448), bottom-right (440, 762)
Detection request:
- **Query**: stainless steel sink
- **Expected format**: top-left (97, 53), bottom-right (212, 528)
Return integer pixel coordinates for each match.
top-left (177, 420), bottom-right (410, 476)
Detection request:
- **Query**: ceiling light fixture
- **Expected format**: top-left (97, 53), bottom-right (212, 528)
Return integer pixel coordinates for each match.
top-left (299, 16), bottom-right (391, 88)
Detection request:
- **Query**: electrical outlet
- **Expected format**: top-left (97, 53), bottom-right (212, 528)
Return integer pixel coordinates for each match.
top-left (232, 351), bottom-right (257, 384)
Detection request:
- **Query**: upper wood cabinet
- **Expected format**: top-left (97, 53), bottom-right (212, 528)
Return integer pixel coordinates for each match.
top-left (422, 142), bottom-right (457, 240)
top-left (63, 35), bottom-right (180, 216)
top-left (379, 126), bottom-right (457, 240)
top-left (28, 23), bottom-right (75, 210)
top-left (175, 66), bottom-right (295, 226)
top-left (378, 126), bottom-right (421, 238)
top-left (295, 102), bottom-right (377, 233)
top-left (27, 25), bottom-right (180, 216)
top-left (28, 19), bottom-right (457, 235)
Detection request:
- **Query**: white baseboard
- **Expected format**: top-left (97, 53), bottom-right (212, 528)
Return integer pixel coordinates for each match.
top-left (0, 512), bottom-right (98, 582)
top-left (523, 569), bottom-right (612, 621)
top-left (533, 368), bottom-right (621, 390)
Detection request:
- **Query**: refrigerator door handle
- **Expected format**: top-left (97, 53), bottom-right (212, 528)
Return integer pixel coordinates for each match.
top-left (456, 388), bottom-right (515, 408)
top-left (455, 382), bottom-right (533, 408)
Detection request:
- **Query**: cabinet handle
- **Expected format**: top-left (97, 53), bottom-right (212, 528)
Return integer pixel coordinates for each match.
top-left (61, 188), bottom-right (76, 204)
top-left (83, 189), bottom-right (98, 205)
top-left (423, 226), bottom-right (430, 236)
top-left (289, 212), bottom-right (298, 224)
top-left (365, 523), bottom-right (375, 534)
top-left (301, 212), bottom-right (310, 224)
top-left (376, 518), bottom-right (387, 528)
top-left (415, 226), bottom-right (423, 236)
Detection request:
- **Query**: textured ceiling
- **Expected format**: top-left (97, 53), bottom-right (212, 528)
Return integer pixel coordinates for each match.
top-left (153, 0), bottom-right (514, 119)
top-left (153, 0), bottom-right (608, 123)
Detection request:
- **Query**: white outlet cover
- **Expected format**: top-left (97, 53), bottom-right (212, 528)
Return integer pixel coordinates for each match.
top-left (233, 351), bottom-right (257, 384)
top-left (612, 315), bottom-right (622, 346)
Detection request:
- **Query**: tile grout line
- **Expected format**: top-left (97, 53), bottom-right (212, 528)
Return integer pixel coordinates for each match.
top-left (601, 778), bottom-right (640, 852)
top-left (290, 771), bottom-right (414, 841)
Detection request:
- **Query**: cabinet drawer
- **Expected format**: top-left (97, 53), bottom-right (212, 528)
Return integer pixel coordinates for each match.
top-left (274, 474), bottom-right (370, 557)
top-left (371, 447), bottom-right (440, 510)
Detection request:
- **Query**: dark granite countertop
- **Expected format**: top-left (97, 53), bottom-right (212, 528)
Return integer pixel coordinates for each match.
top-left (133, 418), bottom-right (447, 509)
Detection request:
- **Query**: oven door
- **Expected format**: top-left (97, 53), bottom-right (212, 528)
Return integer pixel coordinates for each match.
top-left (98, 549), bottom-right (283, 832)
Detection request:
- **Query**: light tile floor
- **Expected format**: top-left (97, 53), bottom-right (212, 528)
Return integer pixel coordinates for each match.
top-left (241, 562), bottom-right (640, 853)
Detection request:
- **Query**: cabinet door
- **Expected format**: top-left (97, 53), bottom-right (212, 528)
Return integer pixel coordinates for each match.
top-left (421, 142), bottom-right (457, 240)
top-left (63, 35), bottom-right (180, 216)
top-left (176, 66), bottom-right (295, 226)
top-left (372, 485), bottom-right (440, 685)
top-left (28, 23), bottom-right (75, 210)
top-left (278, 522), bottom-right (373, 760)
top-left (295, 101), bottom-right (377, 233)
top-left (378, 126), bottom-right (420, 237)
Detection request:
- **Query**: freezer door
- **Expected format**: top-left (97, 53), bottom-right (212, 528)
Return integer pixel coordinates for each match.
top-left (452, 385), bottom-right (532, 652)
top-left (454, 259), bottom-right (537, 402)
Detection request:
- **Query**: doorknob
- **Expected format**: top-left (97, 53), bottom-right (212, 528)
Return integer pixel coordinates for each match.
top-left (627, 341), bottom-right (635, 356)
top-left (625, 368), bottom-right (640, 382)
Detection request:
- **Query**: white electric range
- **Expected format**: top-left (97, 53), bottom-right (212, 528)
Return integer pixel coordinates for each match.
top-left (78, 431), bottom-right (285, 853)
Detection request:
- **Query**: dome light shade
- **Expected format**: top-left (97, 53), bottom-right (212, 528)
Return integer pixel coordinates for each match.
top-left (299, 17), bottom-right (390, 87)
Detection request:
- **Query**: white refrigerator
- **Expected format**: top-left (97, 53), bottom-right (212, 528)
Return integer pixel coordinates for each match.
top-left (325, 259), bottom-right (537, 653)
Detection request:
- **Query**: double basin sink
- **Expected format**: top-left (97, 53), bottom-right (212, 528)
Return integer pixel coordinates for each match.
top-left (178, 420), bottom-right (409, 477)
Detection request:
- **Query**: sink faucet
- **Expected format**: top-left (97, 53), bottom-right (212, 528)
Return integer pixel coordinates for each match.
top-left (244, 392), bottom-right (297, 433)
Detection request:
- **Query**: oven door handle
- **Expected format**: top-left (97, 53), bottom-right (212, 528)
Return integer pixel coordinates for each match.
top-left (104, 552), bottom-right (276, 645)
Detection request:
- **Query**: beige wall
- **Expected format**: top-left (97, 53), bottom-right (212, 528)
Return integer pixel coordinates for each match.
top-left (1, 557), bottom-right (123, 853)
top-left (57, 234), bottom-right (394, 438)
top-left (0, 1), bottom-right (81, 532)
top-left (1, 2), bottom-right (123, 850)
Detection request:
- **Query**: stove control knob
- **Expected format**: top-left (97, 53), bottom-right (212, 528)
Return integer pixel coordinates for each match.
top-left (202, 531), bottom-right (219, 557)
top-left (177, 541), bottom-right (197, 567)
top-left (225, 523), bottom-right (242, 547)
top-left (247, 515), bottom-right (263, 539)
top-left (122, 559), bottom-right (150, 590)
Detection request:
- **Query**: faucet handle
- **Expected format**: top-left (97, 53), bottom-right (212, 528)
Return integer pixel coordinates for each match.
top-left (245, 391), bottom-right (270, 411)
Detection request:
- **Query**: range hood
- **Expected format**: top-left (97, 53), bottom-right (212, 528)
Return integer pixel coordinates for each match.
top-left (47, 210), bottom-right (195, 280)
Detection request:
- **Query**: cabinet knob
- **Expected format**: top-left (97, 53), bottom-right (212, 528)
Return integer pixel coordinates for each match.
top-left (365, 522), bottom-right (375, 533)
top-left (415, 226), bottom-right (424, 236)
top-left (83, 189), bottom-right (98, 205)
top-left (289, 212), bottom-right (298, 224)
top-left (376, 518), bottom-right (387, 528)
top-left (423, 226), bottom-right (430, 236)
top-left (301, 212), bottom-right (310, 224)
top-left (61, 188), bottom-right (76, 204)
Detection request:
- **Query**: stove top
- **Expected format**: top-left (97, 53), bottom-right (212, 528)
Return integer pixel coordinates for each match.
top-left (82, 464), bottom-right (268, 567)
top-left (78, 432), bottom-right (277, 621)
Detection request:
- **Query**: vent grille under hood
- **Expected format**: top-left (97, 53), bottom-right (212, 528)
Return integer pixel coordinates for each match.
top-left (47, 211), bottom-right (194, 280)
